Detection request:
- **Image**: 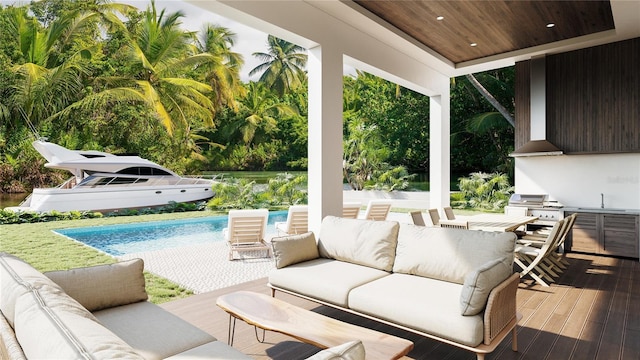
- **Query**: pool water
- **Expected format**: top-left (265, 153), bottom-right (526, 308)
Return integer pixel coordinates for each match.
top-left (55, 211), bottom-right (287, 256)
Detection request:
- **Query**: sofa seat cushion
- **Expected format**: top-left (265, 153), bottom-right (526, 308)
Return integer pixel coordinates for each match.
top-left (164, 341), bottom-right (253, 359)
top-left (93, 301), bottom-right (216, 360)
top-left (394, 225), bottom-right (516, 284)
top-left (15, 283), bottom-right (142, 359)
top-left (269, 258), bottom-right (390, 307)
top-left (318, 217), bottom-right (399, 272)
top-left (45, 258), bottom-right (148, 311)
top-left (348, 273), bottom-right (484, 347)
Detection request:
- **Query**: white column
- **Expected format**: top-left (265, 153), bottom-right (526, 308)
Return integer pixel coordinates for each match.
top-left (307, 45), bottom-right (344, 232)
top-left (429, 90), bottom-right (451, 209)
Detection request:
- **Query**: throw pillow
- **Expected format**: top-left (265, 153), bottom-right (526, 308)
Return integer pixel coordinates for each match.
top-left (460, 259), bottom-right (510, 316)
top-left (305, 340), bottom-right (365, 360)
top-left (45, 258), bottom-right (147, 312)
top-left (271, 232), bottom-right (319, 269)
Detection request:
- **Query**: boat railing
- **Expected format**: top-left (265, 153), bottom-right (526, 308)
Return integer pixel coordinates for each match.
top-left (58, 177), bottom-right (77, 189)
top-left (71, 174), bottom-right (216, 188)
top-left (182, 174), bottom-right (222, 183)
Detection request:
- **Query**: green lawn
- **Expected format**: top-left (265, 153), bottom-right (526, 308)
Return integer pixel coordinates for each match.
top-left (0, 211), bottom-right (222, 304)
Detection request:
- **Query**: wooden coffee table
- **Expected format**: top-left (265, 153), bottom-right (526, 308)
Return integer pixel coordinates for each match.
top-left (216, 291), bottom-right (414, 360)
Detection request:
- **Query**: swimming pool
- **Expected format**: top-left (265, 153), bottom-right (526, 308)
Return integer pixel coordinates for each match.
top-left (54, 211), bottom-right (287, 256)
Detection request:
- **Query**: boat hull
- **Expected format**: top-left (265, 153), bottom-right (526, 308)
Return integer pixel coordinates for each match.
top-left (25, 184), bottom-right (214, 212)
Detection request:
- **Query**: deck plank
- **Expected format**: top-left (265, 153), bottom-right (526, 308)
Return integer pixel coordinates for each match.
top-left (159, 253), bottom-right (640, 359)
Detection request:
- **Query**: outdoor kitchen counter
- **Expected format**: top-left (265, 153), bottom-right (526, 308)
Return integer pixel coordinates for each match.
top-left (562, 207), bottom-right (640, 215)
top-left (563, 208), bottom-right (639, 260)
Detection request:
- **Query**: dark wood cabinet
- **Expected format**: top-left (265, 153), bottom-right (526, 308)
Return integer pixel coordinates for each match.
top-left (569, 212), bottom-right (600, 253)
top-left (566, 212), bottom-right (639, 258)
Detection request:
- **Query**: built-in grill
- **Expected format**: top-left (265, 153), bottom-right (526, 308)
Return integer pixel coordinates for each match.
top-left (507, 194), bottom-right (563, 223)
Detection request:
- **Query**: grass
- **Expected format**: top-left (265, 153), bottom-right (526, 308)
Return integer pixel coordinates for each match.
top-left (0, 210), bottom-right (223, 304)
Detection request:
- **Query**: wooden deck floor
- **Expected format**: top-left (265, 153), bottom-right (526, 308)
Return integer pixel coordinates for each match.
top-left (160, 253), bottom-right (640, 359)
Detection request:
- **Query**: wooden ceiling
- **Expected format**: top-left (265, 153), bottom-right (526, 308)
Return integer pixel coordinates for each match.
top-left (353, 1), bottom-right (615, 64)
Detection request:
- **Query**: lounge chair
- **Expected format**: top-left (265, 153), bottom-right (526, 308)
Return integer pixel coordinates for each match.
top-left (275, 205), bottom-right (308, 235)
top-left (342, 202), bottom-right (361, 219)
top-left (363, 200), bottom-right (392, 221)
top-left (223, 209), bottom-right (271, 260)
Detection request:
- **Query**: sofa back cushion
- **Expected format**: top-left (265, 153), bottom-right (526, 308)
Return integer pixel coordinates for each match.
top-left (45, 259), bottom-right (148, 312)
top-left (15, 284), bottom-right (142, 359)
top-left (393, 224), bottom-right (516, 284)
top-left (0, 253), bottom-right (85, 328)
top-left (318, 216), bottom-right (399, 272)
top-left (0, 309), bottom-right (25, 360)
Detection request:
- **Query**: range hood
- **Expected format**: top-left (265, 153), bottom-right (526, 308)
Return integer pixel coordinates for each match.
top-left (510, 56), bottom-right (563, 157)
top-left (510, 140), bottom-right (563, 157)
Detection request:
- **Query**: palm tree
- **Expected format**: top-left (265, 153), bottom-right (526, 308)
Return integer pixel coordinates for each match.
top-left (55, 1), bottom-right (217, 137)
top-left (194, 24), bottom-right (245, 112)
top-left (249, 35), bottom-right (307, 96)
top-left (223, 82), bottom-right (296, 145)
top-left (4, 6), bottom-right (99, 131)
top-left (465, 74), bottom-right (514, 127)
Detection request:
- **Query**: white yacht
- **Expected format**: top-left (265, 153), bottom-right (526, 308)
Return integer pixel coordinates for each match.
top-left (14, 140), bottom-right (215, 212)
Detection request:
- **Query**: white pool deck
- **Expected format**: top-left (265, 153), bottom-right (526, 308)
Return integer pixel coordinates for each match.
top-left (117, 212), bottom-right (413, 294)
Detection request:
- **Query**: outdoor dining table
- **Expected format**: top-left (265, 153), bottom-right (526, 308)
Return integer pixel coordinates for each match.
top-left (439, 214), bottom-right (539, 232)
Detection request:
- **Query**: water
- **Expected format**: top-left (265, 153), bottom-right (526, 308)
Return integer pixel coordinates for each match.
top-left (0, 193), bottom-right (28, 208)
top-left (55, 211), bottom-right (287, 256)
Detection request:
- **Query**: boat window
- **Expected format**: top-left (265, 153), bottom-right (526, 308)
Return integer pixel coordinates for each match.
top-left (94, 177), bottom-right (149, 185)
top-left (117, 167), bottom-right (171, 176)
top-left (78, 175), bottom-right (97, 186)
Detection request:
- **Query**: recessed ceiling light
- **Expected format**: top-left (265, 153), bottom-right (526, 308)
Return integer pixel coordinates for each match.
top-left (436, 16), bottom-right (444, 21)
top-left (470, 43), bottom-right (478, 47)
top-left (546, 23), bottom-right (555, 28)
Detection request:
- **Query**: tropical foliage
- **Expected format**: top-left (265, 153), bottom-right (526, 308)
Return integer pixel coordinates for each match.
top-left (0, 201), bottom-right (210, 224)
top-left (1, 0), bottom-right (516, 200)
top-left (207, 173), bottom-right (307, 210)
top-left (455, 172), bottom-right (514, 211)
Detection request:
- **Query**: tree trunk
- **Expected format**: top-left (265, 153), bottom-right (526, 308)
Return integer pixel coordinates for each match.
top-left (465, 74), bottom-right (515, 127)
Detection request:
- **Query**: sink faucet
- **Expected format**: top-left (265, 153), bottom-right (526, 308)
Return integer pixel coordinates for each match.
top-left (601, 193), bottom-right (604, 208)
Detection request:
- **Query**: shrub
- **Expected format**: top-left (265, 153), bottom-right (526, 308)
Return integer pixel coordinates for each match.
top-left (455, 172), bottom-right (513, 211)
top-left (208, 173), bottom-right (308, 210)
top-left (0, 202), bottom-right (208, 224)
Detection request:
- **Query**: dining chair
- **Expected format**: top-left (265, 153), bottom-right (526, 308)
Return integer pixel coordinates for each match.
top-left (514, 218), bottom-right (565, 286)
top-left (518, 213), bottom-right (577, 271)
top-left (427, 208), bottom-right (440, 226)
top-left (443, 206), bottom-right (456, 220)
top-left (439, 221), bottom-right (468, 229)
top-left (410, 211), bottom-right (426, 226)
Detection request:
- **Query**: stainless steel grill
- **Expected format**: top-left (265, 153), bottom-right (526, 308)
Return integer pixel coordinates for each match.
top-left (507, 194), bottom-right (563, 222)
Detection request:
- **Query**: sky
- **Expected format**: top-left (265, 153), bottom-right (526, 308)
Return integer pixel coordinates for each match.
top-left (1, 0), bottom-right (271, 81)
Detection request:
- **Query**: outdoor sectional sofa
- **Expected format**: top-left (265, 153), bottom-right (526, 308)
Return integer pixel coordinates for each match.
top-left (269, 216), bottom-right (521, 360)
top-left (0, 253), bottom-right (363, 360)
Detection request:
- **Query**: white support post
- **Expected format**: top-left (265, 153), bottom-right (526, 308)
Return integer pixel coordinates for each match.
top-left (429, 91), bottom-right (451, 210)
top-left (307, 45), bottom-right (344, 233)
